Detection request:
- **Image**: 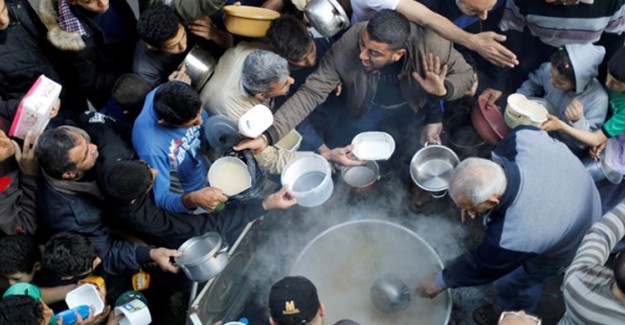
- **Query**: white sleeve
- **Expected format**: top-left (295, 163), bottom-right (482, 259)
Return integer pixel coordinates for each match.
top-left (350, 0), bottom-right (402, 24)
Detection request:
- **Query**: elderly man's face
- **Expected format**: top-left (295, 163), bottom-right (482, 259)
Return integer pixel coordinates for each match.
top-left (72, 0), bottom-right (109, 14)
top-left (64, 130), bottom-right (99, 178)
top-left (358, 29), bottom-right (406, 72)
top-left (454, 196), bottom-right (497, 219)
top-left (0, 0), bottom-right (10, 31)
top-left (265, 76), bottom-right (295, 98)
top-left (455, 0), bottom-right (497, 20)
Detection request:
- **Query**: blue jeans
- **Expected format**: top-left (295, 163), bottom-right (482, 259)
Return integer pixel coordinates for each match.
top-left (493, 261), bottom-right (565, 313)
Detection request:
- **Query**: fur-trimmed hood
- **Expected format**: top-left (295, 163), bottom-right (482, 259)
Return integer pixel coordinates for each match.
top-left (38, 0), bottom-right (86, 51)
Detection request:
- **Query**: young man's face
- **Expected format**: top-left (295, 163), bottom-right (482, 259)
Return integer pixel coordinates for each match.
top-left (0, 0), bottom-right (10, 31)
top-left (177, 110), bottom-right (204, 128)
top-left (72, 0), bottom-right (109, 14)
top-left (606, 73), bottom-right (625, 93)
top-left (159, 24), bottom-right (187, 54)
top-left (358, 29), bottom-right (406, 72)
top-left (289, 41), bottom-right (317, 69)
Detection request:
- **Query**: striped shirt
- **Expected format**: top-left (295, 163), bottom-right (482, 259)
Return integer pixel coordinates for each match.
top-left (500, 0), bottom-right (625, 48)
top-left (559, 202), bottom-right (625, 324)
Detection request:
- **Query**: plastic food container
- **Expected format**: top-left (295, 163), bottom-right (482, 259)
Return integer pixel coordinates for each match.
top-left (65, 284), bottom-right (105, 315)
top-left (351, 132), bottom-right (396, 160)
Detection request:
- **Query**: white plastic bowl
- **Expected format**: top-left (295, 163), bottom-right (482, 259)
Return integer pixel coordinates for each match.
top-left (65, 284), bottom-right (105, 315)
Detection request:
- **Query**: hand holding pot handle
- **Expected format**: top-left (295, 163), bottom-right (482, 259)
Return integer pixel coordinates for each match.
top-left (150, 248), bottom-right (181, 273)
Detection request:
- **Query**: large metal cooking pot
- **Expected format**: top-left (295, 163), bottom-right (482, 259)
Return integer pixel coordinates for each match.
top-left (410, 143), bottom-right (459, 198)
top-left (291, 220), bottom-right (451, 324)
top-left (176, 232), bottom-right (229, 282)
top-left (305, 0), bottom-right (350, 37)
top-left (182, 45), bottom-right (218, 91)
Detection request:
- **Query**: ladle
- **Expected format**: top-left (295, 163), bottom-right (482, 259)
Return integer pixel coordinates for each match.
top-left (370, 273), bottom-right (411, 313)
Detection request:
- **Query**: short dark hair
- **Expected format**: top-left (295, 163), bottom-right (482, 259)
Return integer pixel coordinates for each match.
top-left (35, 127), bottom-right (80, 179)
top-left (103, 160), bottom-right (152, 202)
top-left (366, 9), bottom-right (410, 51)
top-left (0, 235), bottom-right (41, 276)
top-left (267, 15), bottom-right (313, 62)
top-left (111, 73), bottom-right (152, 115)
top-left (0, 295), bottom-right (44, 325)
top-left (550, 47), bottom-right (576, 90)
top-left (153, 81), bottom-right (202, 125)
top-left (608, 46), bottom-right (625, 83)
top-left (43, 232), bottom-right (97, 278)
top-left (137, 4), bottom-right (181, 48)
top-left (615, 250), bottom-right (625, 293)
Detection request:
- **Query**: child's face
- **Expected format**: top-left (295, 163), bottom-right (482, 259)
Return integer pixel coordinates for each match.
top-left (3, 271), bottom-right (35, 285)
top-left (606, 73), bottom-right (625, 93)
top-left (550, 65), bottom-right (575, 91)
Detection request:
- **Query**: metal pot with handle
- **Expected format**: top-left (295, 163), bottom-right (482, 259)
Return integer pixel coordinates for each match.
top-left (175, 232), bottom-right (229, 282)
top-left (305, 0), bottom-right (350, 37)
top-left (410, 143), bottom-right (460, 198)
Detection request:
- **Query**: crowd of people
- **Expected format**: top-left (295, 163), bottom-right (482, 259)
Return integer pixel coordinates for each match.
top-left (1, 0), bottom-right (625, 324)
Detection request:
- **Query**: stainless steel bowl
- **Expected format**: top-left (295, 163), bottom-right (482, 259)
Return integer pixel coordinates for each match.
top-left (305, 0), bottom-right (350, 37)
top-left (410, 143), bottom-right (460, 194)
top-left (182, 45), bottom-right (218, 91)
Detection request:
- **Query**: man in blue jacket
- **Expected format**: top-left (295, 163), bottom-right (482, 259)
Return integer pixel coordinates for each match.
top-left (417, 126), bottom-right (602, 323)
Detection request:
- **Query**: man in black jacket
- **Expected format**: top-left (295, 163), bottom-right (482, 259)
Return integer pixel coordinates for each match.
top-left (35, 113), bottom-right (180, 275)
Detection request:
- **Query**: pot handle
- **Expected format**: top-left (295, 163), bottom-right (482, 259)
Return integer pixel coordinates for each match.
top-left (423, 140), bottom-right (441, 147)
top-left (336, 13), bottom-right (348, 28)
top-left (215, 243), bottom-right (230, 257)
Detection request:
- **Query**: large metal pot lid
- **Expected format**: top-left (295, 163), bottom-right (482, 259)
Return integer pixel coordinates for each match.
top-left (290, 220), bottom-right (451, 324)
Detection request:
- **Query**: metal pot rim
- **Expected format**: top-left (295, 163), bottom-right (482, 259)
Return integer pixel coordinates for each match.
top-left (291, 220), bottom-right (451, 324)
top-left (176, 232), bottom-right (224, 266)
top-left (409, 144), bottom-right (459, 192)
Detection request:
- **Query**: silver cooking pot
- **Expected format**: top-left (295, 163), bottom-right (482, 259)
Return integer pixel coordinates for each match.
top-left (182, 45), bottom-right (218, 91)
top-left (410, 143), bottom-right (460, 198)
top-left (291, 220), bottom-right (451, 324)
top-left (175, 232), bottom-right (229, 282)
top-left (305, 0), bottom-right (350, 37)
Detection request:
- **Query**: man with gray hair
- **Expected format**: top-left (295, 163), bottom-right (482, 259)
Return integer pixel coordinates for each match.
top-left (200, 45), bottom-right (293, 120)
top-left (417, 126), bottom-right (602, 324)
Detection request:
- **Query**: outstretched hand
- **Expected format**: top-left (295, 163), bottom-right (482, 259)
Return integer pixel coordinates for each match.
top-left (469, 31), bottom-right (518, 68)
top-left (412, 53), bottom-right (448, 97)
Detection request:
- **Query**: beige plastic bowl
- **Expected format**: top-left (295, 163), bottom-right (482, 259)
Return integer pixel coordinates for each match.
top-left (223, 5), bottom-right (280, 37)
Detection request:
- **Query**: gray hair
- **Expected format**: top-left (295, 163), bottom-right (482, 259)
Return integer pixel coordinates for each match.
top-left (241, 50), bottom-right (289, 94)
top-left (448, 158), bottom-right (507, 205)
